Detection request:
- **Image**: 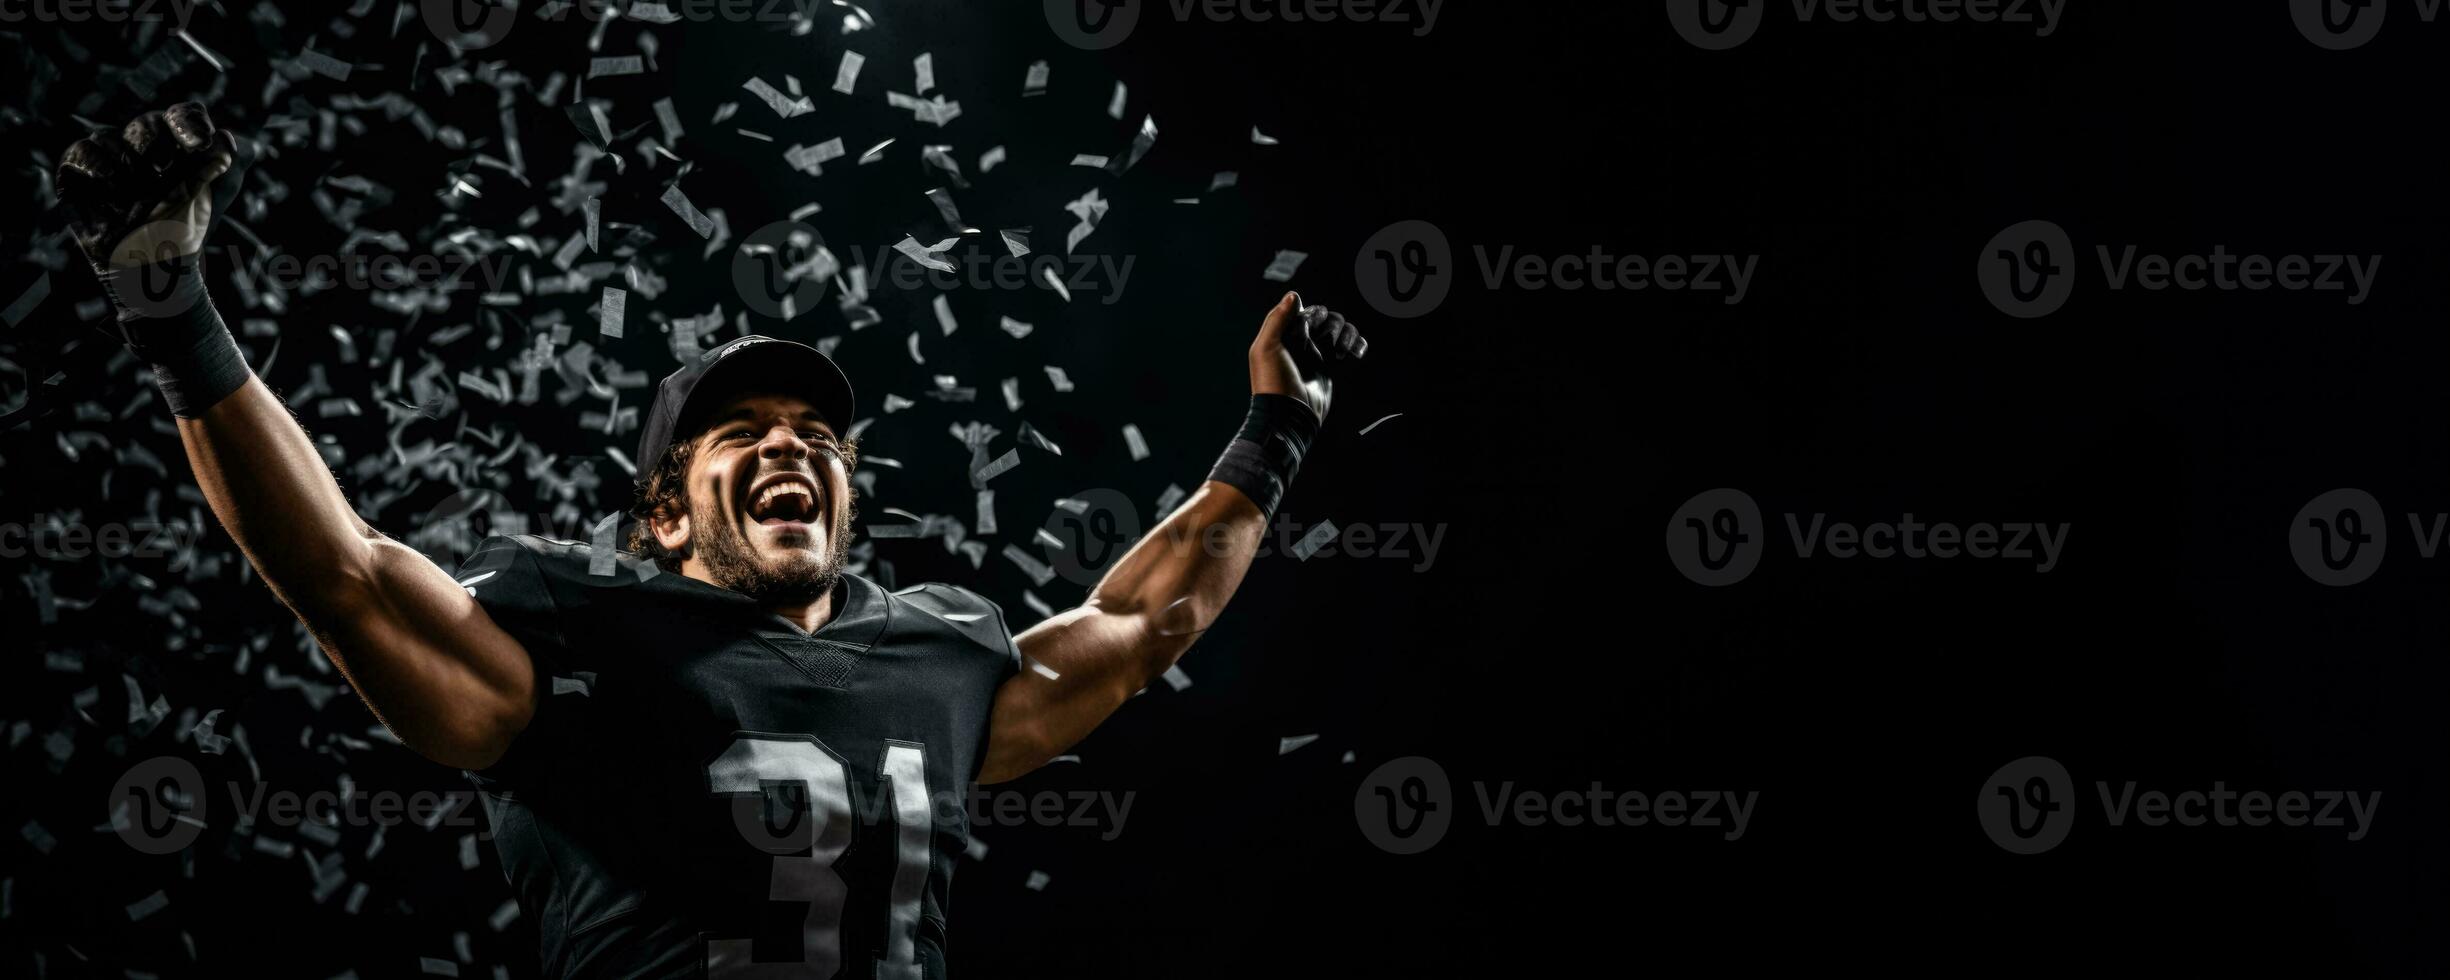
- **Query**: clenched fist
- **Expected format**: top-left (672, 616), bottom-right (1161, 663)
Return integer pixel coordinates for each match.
top-left (1250, 291), bottom-right (1368, 424)
top-left (56, 101), bottom-right (246, 271)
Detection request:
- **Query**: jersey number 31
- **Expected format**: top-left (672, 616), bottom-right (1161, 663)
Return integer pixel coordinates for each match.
top-left (706, 733), bottom-right (934, 979)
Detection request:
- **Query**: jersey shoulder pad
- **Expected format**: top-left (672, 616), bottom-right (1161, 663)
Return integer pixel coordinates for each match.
top-left (891, 582), bottom-right (1017, 656)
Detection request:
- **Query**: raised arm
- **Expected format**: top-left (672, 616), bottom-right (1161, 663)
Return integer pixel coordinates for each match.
top-left (57, 103), bottom-right (534, 770)
top-left (979, 292), bottom-right (1368, 783)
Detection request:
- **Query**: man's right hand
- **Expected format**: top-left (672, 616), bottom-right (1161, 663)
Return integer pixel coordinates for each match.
top-left (56, 101), bottom-right (244, 271)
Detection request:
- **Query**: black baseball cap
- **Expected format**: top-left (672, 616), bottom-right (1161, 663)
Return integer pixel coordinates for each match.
top-left (633, 335), bottom-right (857, 476)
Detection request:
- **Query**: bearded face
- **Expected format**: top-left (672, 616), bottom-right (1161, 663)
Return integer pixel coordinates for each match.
top-left (655, 391), bottom-right (855, 605)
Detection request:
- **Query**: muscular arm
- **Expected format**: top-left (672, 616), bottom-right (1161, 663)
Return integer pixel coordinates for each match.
top-left (978, 292), bottom-right (1366, 783)
top-left (57, 101), bottom-right (534, 771)
top-left (980, 482), bottom-right (1268, 783)
top-left (181, 377), bottom-right (535, 770)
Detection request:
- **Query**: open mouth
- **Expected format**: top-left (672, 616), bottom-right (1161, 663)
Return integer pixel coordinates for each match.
top-left (746, 473), bottom-right (823, 531)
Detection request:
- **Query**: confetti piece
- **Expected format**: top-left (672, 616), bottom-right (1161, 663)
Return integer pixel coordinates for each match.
top-left (892, 235), bottom-right (958, 273)
top-left (1358, 412), bottom-right (1403, 435)
top-left (1002, 544), bottom-right (1056, 586)
top-left (1044, 366), bottom-right (1075, 392)
top-left (1022, 60), bottom-right (1048, 95)
top-left (653, 97), bottom-right (684, 143)
top-left (175, 29), bottom-right (228, 71)
top-left (859, 138), bottom-right (895, 164)
top-left (589, 56), bottom-right (645, 78)
top-left (975, 448), bottom-right (1020, 483)
top-left (980, 146), bottom-right (1008, 172)
top-left (296, 48), bottom-right (352, 80)
top-left (1252, 126), bottom-right (1280, 145)
top-left (999, 228), bottom-right (1030, 257)
top-left (1000, 315), bottom-right (1033, 338)
top-left (1, 272), bottom-right (49, 328)
top-left (931, 295), bottom-right (959, 336)
top-left (1070, 154), bottom-right (1110, 169)
top-left (1121, 424), bottom-right (1149, 461)
top-left (1121, 114), bottom-right (1158, 172)
top-left (598, 287), bottom-right (626, 338)
top-left (1279, 734), bottom-right (1320, 755)
top-left (833, 51), bottom-right (865, 93)
top-left (743, 76), bottom-right (813, 118)
top-left (1025, 871), bottom-right (1051, 891)
top-left (926, 187), bottom-right (976, 232)
top-left (1062, 188), bottom-right (1109, 253)
top-left (661, 186), bottom-right (717, 239)
top-left (589, 513), bottom-right (621, 576)
top-left (1107, 81), bottom-right (1126, 119)
top-left (1025, 657), bottom-right (1061, 680)
top-left (1262, 249), bottom-right (1309, 282)
top-left (585, 198), bottom-right (601, 252)
top-left (1154, 483), bottom-right (1188, 519)
top-left (1209, 171), bottom-right (1239, 191)
top-left (914, 52), bottom-right (935, 94)
top-left (1161, 665), bottom-right (1193, 691)
top-left (1019, 422), bottom-right (1064, 455)
top-left (126, 890), bottom-right (169, 922)
top-left (1291, 521), bottom-right (1338, 561)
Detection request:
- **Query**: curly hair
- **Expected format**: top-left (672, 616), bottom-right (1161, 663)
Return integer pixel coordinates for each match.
top-left (625, 429), bottom-right (860, 573)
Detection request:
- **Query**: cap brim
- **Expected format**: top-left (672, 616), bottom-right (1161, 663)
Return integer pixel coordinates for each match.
top-left (673, 340), bottom-right (858, 445)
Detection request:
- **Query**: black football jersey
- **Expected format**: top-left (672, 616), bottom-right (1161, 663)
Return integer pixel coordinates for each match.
top-left (451, 533), bottom-right (1020, 979)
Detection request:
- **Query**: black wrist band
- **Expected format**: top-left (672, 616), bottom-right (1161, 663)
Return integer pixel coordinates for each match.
top-left (1205, 393), bottom-right (1320, 520)
top-left (95, 252), bottom-right (251, 419)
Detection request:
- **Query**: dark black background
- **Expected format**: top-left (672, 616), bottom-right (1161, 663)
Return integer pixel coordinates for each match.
top-left (3, 0), bottom-right (2443, 976)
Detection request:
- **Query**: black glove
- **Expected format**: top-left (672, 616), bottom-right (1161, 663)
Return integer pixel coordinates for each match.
top-left (55, 102), bottom-right (255, 417)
